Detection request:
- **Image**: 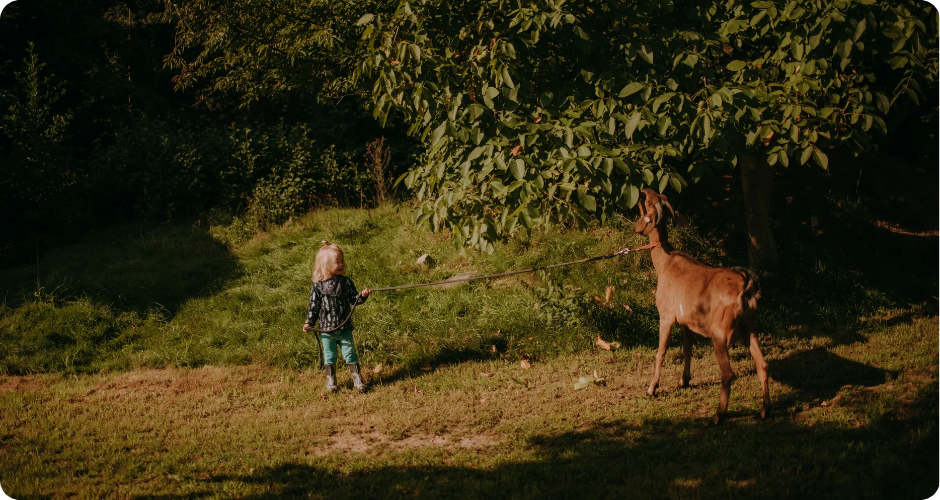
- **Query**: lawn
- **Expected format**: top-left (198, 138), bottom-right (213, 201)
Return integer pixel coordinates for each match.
top-left (1, 189), bottom-right (937, 498)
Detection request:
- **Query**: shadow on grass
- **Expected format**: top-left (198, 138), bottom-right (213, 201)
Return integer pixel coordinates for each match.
top-left (139, 390), bottom-right (937, 500)
top-left (375, 336), bottom-right (508, 385)
top-left (771, 348), bottom-right (896, 400)
top-left (0, 222), bottom-right (240, 317)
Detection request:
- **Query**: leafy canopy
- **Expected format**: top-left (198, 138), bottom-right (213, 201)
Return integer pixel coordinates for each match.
top-left (357, 0), bottom-right (936, 252)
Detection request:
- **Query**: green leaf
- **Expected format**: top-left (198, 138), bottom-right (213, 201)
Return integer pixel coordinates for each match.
top-left (726, 60), bottom-right (747, 71)
top-left (624, 184), bottom-right (640, 208)
top-left (853, 18), bottom-right (867, 41)
top-left (668, 175), bottom-right (682, 192)
top-left (502, 67), bottom-right (515, 88)
top-left (637, 45), bottom-right (654, 64)
top-left (430, 123), bottom-right (446, 146)
top-left (812, 149), bottom-right (829, 169)
top-left (657, 116), bottom-right (671, 136)
top-left (800, 146), bottom-right (813, 165)
top-left (790, 41), bottom-right (804, 60)
top-left (778, 150), bottom-right (789, 167)
top-left (409, 44), bottom-right (421, 62)
top-left (624, 112), bottom-right (642, 139)
top-left (871, 115), bottom-right (887, 135)
top-left (652, 92), bottom-right (675, 113)
top-left (513, 159), bottom-right (526, 180)
top-left (619, 82), bottom-right (644, 98)
top-left (658, 173), bottom-right (669, 193)
top-left (356, 13), bottom-right (374, 26)
top-left (539, 91), bottom-right (554, 107)
top-left (875, 93), bottom-right (890, 114)
top-left (469, 103), bottom-right (485, 121)
top-left (580, 192), bottom-right (597, 211)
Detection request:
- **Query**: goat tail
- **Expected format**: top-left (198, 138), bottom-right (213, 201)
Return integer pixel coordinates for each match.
top-left (732, 266), bottom-right (762, 311)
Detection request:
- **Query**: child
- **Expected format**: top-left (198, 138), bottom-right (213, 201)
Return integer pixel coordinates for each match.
top-left (303, 241), bottom-right (372, 392)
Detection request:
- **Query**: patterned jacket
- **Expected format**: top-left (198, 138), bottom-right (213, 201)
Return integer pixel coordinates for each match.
top-left (305, 276), bottom-right (368, 332)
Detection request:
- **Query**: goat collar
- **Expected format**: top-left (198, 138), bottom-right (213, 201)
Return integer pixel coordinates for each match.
top-left (635, 241), bottom-right (662, 252)
top-left (620, 241), bottom-right (662, 255)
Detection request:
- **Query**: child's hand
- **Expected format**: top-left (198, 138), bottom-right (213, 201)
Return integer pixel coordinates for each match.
top-left (302, 323), bottom-right (314, 333)
top-left (361, 288), bottom-right (371, 298)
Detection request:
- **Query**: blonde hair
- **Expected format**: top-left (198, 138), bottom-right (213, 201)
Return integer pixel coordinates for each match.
top-left (313, 240), bottom-right (345, 282)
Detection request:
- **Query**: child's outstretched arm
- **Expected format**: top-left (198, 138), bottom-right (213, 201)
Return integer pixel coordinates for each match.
top-left (346, 278), bottom-right (369, 305)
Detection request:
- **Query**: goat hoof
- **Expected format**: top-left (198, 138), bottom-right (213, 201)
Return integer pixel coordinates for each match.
top-left (646, 387), bottom-right (657, 397)
top-left (677, 377), bottom-right (691, 389)
top-left (711, 414), bottom-right (723, 426)
top-left (760, 406), bottom-right (771, 419)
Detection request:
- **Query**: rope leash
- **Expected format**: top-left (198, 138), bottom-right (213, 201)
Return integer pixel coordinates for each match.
top-left (369, 241), bottom-right (662, 292)
top-left (311, 241), bottom-right (661, 368)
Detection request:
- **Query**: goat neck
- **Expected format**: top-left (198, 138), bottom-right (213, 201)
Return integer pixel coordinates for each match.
top-left (645, 221), bottom-right (676, 271)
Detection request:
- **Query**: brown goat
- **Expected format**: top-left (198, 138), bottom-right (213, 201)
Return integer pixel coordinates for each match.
top-left (634, 188), bottom-right (769, 424)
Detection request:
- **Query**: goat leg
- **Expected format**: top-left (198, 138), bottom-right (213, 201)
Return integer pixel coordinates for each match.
top-left (678, 325), bottom-right (693, 389)
top-left (647, 318), bottom-right (674, 397)
top-left (748, 332), bottom-right (771, 419)
top-left (712, 336), bottom-right (734, 425)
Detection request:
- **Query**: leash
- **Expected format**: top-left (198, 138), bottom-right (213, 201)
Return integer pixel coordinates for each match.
top-left (310, 241), bottom-right (661, 368)
top-left (369, 241), bottom-right (662, 292)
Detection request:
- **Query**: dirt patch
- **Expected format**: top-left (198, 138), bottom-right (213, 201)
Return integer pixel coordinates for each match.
top-left (76, 365), bottom-right (287, 402)
top-left (0, 375), bottom-right (51, 393)
top-left (312, 431), bottom-right (503, 456)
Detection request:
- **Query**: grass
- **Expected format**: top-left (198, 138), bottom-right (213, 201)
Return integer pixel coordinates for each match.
top-left (0, 189), bottom-right (937, 498)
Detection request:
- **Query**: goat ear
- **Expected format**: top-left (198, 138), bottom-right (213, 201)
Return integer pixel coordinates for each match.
top-left (662, 199), bottom-right (692, 228)
top-left (675, 212), bottom-right (692, 229)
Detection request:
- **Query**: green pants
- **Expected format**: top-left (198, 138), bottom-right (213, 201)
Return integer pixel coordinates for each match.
top-left (320, 329), bottom-right (359, 365)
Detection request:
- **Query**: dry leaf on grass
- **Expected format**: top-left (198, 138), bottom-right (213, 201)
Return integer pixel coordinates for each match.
top-left (420, 360), bottom-right (433, 371)
top-left (623, 304), bottom-right (633, 313)
top-left (480, 372), bottom-right (494, 378)
top-left (520, 359), bottom-right (531, 369)
top-left (490, 345), bottom-right (498, 354)
top-left (372, 363), bottom-right (383, 374)
top-left (595, 336), bottom-right (612, 350)
top-left (605, 285), bottom-right (614, 303)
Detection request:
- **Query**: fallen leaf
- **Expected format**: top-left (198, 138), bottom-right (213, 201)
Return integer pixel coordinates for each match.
top-left (511, 145), bottom-right (523, 155)
top-left (490, 345), bottom-right (498, 354)
top-left (610, 341), bottom-right (621, 349)
top-left (480, 372), bottom-right (494, 378)
top-left (372, 363), bottom-right (383, 374)
top-left (520, 359), bottom-right (531, 369)
top-left (605, 285), bottom-right (614, 304)
top-left (623, 304), bottom-right (633, 313)
top-left (585, 398), bottom-right (596, 404)
top-left (421, 360), bottom-right (434, 371)
top-left (595, 336), bottom-right (612, 351)
top-left (574, 376), bottom-right (594, 390)
top-left (592, 295), bottom-right (605, 303)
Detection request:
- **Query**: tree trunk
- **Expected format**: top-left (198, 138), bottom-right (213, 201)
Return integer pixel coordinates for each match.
top-left (740, 153), bottom-right (780, 272)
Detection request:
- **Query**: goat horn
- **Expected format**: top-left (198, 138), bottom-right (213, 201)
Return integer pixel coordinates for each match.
top-left (654, 201), bottom-right (663, 222)
top-left (662, 199), bottom-right (676, 220)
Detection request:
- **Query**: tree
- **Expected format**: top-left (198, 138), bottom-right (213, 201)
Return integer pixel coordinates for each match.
top-left (161, 0), bottom-right (392, 104)
top-left (356, 0), bottom-right (937, 267)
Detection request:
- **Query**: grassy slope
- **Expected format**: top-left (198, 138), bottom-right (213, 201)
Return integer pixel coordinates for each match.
top-left (0, 200), bottom-right (937, 498)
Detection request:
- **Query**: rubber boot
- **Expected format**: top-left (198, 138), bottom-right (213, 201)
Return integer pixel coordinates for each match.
top-left (349, 363), bottom-right (365, 391)
top-left (325, 364), bottom-right (337, 393)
